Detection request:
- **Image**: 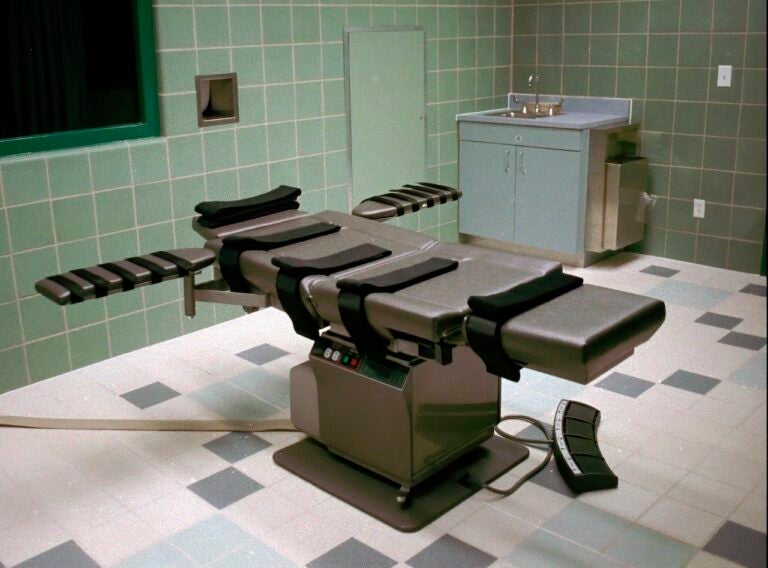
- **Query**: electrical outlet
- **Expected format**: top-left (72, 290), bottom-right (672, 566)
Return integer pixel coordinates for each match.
top-left (717, 65), bottom-right (732, 87)
top-left (693, 199), bottom-right (706, 219)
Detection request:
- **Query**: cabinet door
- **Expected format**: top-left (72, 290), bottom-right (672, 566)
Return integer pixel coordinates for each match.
top-left (459, 141), bottom-right (516, 242)
top-left (514, 147), bottom-right (582, 253)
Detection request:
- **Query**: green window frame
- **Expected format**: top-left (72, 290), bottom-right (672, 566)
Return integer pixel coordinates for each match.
top-left (0, 0), bottom-right (159, 158)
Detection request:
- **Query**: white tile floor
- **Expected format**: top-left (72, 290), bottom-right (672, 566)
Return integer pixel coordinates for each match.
top-left (0, 252), bottom-right (765, 568)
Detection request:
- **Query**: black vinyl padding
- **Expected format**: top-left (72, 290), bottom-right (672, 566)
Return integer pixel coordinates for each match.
top-left (99, 263), bottom-right (141, 291)
top-left (273, 244), bottom-right (392, 277)
top-left (151, 250), bottom-right (195, 275)
top-left (127, 256), bottom-right (177, 283)
top-left (45, 275), bottom-right (88, 304)
top-left (364, 195), bottom-right (407, 216)
top-left (70, 269), bottom-right (115, 297)
top-left (194, 185), bottom-right (301, 228)
top-left (338, 257), bottom-right (459, 294)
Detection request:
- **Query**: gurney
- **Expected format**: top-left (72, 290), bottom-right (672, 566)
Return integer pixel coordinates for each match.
top-left (35, 183), bottom-right (665, 531)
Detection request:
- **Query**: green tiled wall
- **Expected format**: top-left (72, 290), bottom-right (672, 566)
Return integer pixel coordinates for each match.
top-left (0, 0), bottom-right (512, 393)
top-left (512, 0), bottom-right (766, 272)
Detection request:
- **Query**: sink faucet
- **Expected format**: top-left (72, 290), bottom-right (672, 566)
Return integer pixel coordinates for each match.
top-left (528, 74), bottom-right (540, 113)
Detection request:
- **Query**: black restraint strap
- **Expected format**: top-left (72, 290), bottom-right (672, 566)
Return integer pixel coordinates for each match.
top-left (99, 263), bottom-right (140, 291)
top-left (71, 269), bottom-right (112, 298)
top-left (337, 257), bottom-right (459, 359)
top-left (466, 272), bottom-right (583, 381)
top-left (46, 275), bottom-right (88, 304)
top-left (151, 251), bottom-right (195, 276)
top-left (219, 222), bottom-right (341, 293)
top-left (418, 181), bottom-right (461, 200)
top-left (391, 188), bottom-right (435, 208)
top-left (403, 184), bottom-right (448, 204)
top-left (385, 190), bottom-right (421, 212)
top-left (195, 185), bottom-right (302, 228)
top-left (365, 195), bottom-right (407, 217)
top-left (272, 244), bottom-right (392, 340)
top-left (127, 256), bottom-right (177, 284)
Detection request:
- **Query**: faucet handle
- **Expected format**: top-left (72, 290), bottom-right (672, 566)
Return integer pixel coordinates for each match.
top-left (528, 74), bottom-right (537, 86)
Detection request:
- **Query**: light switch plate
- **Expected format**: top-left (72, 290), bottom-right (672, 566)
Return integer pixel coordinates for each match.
top-left (717, 65), bottom-right (732, 87)
top-left (693, 199), bottom-right (706, 218)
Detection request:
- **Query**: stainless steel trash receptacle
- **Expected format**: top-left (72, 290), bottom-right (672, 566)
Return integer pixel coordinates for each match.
top-left (602, 156), bottom-right (648, 251)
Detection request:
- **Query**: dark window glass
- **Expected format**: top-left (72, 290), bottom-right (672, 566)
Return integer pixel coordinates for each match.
top-left (1, 0), bottom-right (140, 140)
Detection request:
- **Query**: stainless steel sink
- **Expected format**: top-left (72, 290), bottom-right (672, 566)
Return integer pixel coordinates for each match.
top-left (485, 110), bottom-right (550, 119)
top-left (485, 102), bottom-right (564, 120)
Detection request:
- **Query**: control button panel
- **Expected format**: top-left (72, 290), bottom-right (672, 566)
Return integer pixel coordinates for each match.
top-left (311, 338), bottom-right (360, 370)
top-left (552, 399), bottom-right (618, 493)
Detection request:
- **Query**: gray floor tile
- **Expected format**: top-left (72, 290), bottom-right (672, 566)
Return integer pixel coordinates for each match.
top-left (695, 312), bottom-right (743, 330)
top-left (703, 521), bottom-right (767, 568)
top-left (16, 540), bottom-right (100, 568)
top-left (662, 370), bottom-right (721, 395)
top-left (604, 525), bottom-right (696, 568)
top-left (203, 432), bottom-right (271, 463)
top-left (237, 343), bottom-right (289, 365)
top-left (719, 332), bottom-right (767, 351)
top-left (187, 467), bottom-right (263, 509)
top-left (596, 372), bottom-right (654, 398)
top-left (407, 535), bottom-right (496, 568)
top-left (740, 283), bottom-right (767, 297)
top-left (641, 265), bottom-right (679, 277)
top-left (308, 538), bottom-right (397, 568)
top-left (120, 381), bottom-right (180, 409)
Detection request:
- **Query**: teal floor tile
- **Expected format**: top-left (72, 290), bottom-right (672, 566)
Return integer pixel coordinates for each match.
top-left (190, 382), bottom-right (281, 421)
top-left (603, 525), bottom-right (696, 568)
top-left (543, 502), bottom-right (630, 552)
top-left (506, 529), bottom-right (624, 568)
top-left (645, 280), bottom-right (731, 311)
top-left (211, 539), bottom-right (297, 568)
top-left (169, 515), bottom-right (252, 565)
top-left (520, 369), bottom-right (585, 400)
top-left (117, 541), bottom-right (191, 568)
top-left (229, 368), bottom-right (290, 409)
top-left (730, 353), bottom-right (767, 388)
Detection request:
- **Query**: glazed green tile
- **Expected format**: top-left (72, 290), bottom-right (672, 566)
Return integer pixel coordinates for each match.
top-left (232, 47), bottom-right (263, 87)
top-left (745, 34), bottom-right (767, 68)
top-left (646, 68), bottom-right (677, 100)
top-left (0, 347), bottom-right (27, 393)
top-left (538, 4), bottom-right (563, 34)
top-left (438, 102), bottom-right (459, 133)
top-left (12, 247), bottom-right (57, 300)
top-left (590, 36), bottom-right (618, 66)
top-left (67, 296), bottom-right (107, 331)
top-left (0, 302), bottom-right (22, 350)
top-left (266, 85), bottom-right (297, 123)
top-left (644, 101), bottom-right (675, 132)
top-left (591, 2), bottom-right (619, 33)
top-left (458, 69), bottom-right (477, 99)
top-left (672, 102), bottom-right (706, 135)
top-left (135, 182), bottom-right (172, 226)
top-left (294, 46), bottom-right (322, 83)
top-left (709, 68), bottom-right (743, 103)
top-left (699, 202), bottom-right (732, 236)
top-left (20, 295), bottom-right (64, 341)
top-left (170, 176), bottom-right (206, 218)
top-left (299, 189), bottom-right (325, 213)
top-left (204, 130), bottom-right (237, 172)
top-left (8, 203), bottom-right (54, 252)
top-left (267, 122), bottom-right (297, 161)
top-left (680, 0), bottom-right (712, 32)
top-left (476, 38), bottom-right (494, 67)
top-left (635, 226), bottom-right (668, 255)
top-left (174, 221), bottom-right (201, 249)
top-left (326, 186), bottom-right (348, 213)
top-left (538, 67), bottom-right (562, 95)
top-left (514, 5), bottom-right (537, 35)
top-left (155, 7), bottom-right (195, 50)
top-left (296, 119), bottom-right (324, 157)
top-left (324, 116), bottom-right (346, 153)
top-left (438, 70), bottom-right (458, 101)
top-left (742, 69), bottom-right (767, 104)
top-left (731, 207), bottom-right (766, 241)
top-left (99, 230), bottom-right (139, 261)
top-left (138, 222), bottom-right (174, 255)
top-left (672, 135), bottom-right (704, 167)
top-left (205, 170), bottom-right (238, 202)
top-left (703, 137), bottom-right (737, 171)
top-left (95, 189), bottom-right (135, 234)
top-left (322, 44), bottom-right (343, 80)
top-left (235, 126), bottom-right (267, 166)
top-left (647, 34), bottom-right (679, 67)
top-left (713, 0), bottom-right (748, 32)
top-left (643, 132), bottom-right (673, 165)
top-left (704, 103), bottom-right (739, 137)
top-left (109, 312), bottom-right (148, 356)
top-left (0, 257), bottom-right (13, 304)
top-left (734, 174), bottom-right (766, 208)
top-left (649, 0), bottom-right (680, 33)
top-left (477, 8), bottom-right (494, 36)
top-left (323, 80), bottom-right (345, 115)
top-left (666, 229), bottom-right (696, 261)
top-left (57, 235), bottom-right (97, 268)
top-left (198, 49), bottom-right (230, 76)
top-left (678, 35), bottom-right (711, 67)
top-left (439, 40), bottom-right (458, 70)
top-left (564, 4), bottom-right (590, 34)
top-left (296, 83), bottom-right (322, 119)
top-left (161, 93), bottom-right (199, 137)
top-left (513, 36), bottom-right (536, 66)
top-left (729, 240), bottom-right (762, 272)
top-left (618, 35), bottom-right (647, 66)
top-left (195, 7), bottom-right (229, 48)
top-left (292, 6), bottom-right (320, 42)
top-left (676, 68), bottom-right (708, 101)
top-left (669, 167), bottom-right (701, 198)
top-left (371, 7), bottom-right (394, 26)
top-left (617, 68), bottom-right (646, 99)
top-left (458, 39), bottom-right (476, 69)
top-left (563, 36), bottom-right (589, 65)
top-left (494, 7), bottom-right (511, 37)
top-left (646, 196), bottom-right (669, 227)
top-left (143, 279), bottom-right (179, 308)
top-left (130, 140), bottom-right (169, 184)
top-left (264, 46), bottom-right (293, 85)
top-left (157, 50), bottom-right (196, 94)
top-left (269, 159), bottom-right (299, 188)
top-left (2, 158), bottom-right (48, 205)
top-left (48, 153), bottom-right (90, 198)
top-left (53, 196), bottom-right (97, 242)
top-left (167, 135), bottom-right (204, 178)
top-left (748, 0), bottom-right (767, 32)
top-left (737, 139), bottom-right (766, 173)
top-left (696, 235), bottom-right (728, 268)
top-left (711, 34), bottom-right (746, 67)
top-left (439, 132), bottom-right (458, 163)
top-left (298, 156), bottom-right (326, 191)
top-left (456, 8), bottom-right (475, 37)
top-left (347, 7), bottom-right (371, 29)
top-left (27, 335), bottom-right (70, 382)
top-left (69, 323), bottom-right (110, 368)
top-left (230, 6), bottom-right (261, 46)
top-left (239, 87), bottom-right (266, 125)
top-left (320, 7), bottom-right (346, 42)
top-left (589, 67), bottom-right (617, 97)
top-left (619, 1), bottom-right (649, 33)
top-left (324, 151), bottom-right (346, 186)
top-left (701, 170), bottom-right (734, 203)
top-left (90, 146), bottom-right (132, 191)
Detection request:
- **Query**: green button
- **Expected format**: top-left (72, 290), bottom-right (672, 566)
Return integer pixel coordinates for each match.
top-left (341, 355), bottom-right (350, 365)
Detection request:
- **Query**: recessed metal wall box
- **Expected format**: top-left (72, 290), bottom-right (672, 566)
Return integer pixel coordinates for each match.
top-left (195, 73), bottom-right (239, 127)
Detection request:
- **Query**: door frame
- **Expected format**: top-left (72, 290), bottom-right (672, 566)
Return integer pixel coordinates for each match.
top-left (343, 26), bottom-right (428, 213)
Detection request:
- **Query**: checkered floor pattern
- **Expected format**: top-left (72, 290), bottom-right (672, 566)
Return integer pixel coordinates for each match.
top-left (0, 253), bottom-right (765, 567)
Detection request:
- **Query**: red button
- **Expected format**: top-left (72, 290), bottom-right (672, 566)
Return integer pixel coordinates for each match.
top-left (349, 358), bottom-right (359, 367)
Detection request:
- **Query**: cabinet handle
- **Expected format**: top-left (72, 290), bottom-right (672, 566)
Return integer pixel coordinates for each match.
top-left (504, 149), bottom-right (511, 173)
top-left (519, 150), bottom-right (526, 175)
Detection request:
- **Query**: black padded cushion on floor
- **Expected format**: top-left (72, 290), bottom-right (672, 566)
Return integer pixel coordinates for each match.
top-left (195, 185), bottom-right (302, 228)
